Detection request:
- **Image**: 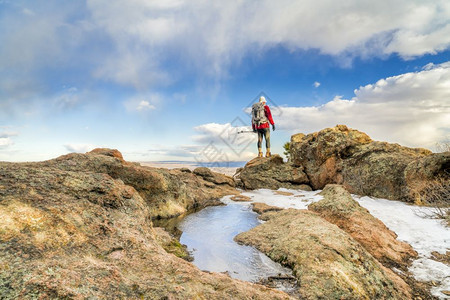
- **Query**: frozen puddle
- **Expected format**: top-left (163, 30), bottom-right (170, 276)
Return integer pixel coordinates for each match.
top-left (178, 201), bottom-right (292, 283)
top-left (177, 188), bottom-right (323, 290)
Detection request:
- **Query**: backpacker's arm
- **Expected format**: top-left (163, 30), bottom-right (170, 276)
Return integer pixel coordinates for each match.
top-left (265, 106), bottom-right (274, 126)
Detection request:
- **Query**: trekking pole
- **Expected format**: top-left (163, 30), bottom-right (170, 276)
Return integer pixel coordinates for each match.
top-left (237, 130), bottom-right (256, 134)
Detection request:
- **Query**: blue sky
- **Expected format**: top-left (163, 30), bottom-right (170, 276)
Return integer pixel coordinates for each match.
top-left (1, 0), bottom-right (449, 163)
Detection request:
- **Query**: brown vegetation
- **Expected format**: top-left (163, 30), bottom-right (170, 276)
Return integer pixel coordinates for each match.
top-left (411, 176), bottom-right (450, 225)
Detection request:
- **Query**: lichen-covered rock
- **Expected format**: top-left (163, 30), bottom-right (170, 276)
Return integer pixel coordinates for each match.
top-left (230, 194), bottom-right (252, 202)
top-left (235, 155), bottom-right (309, 190)
top-left (290, 125), bottom-right (448, 202)
top-left (235, 209), bottom-right (411, 300)
top-left (193, 167), bottom-right (235, 186)
top-left (88, 147), bottom-right (125, 161)
top-left (154, 227), bottom-right (192, 261)
top-left (404, 152), bottom-right (450, 203)
top-left (251, 202), bottom-right (283, 214)
top-left (32, 149), bottom-right (238, 218)
top-left (0, 162), bottom-right (291, 299)
top-left (309, 185), bottom-right (417, 269)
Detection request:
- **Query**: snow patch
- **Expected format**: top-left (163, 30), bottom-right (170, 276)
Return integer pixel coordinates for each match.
top-left (354, 195), bottom-right (450, 299)
top-left (355, 196), bottom-right (450, 257)
top-left (224, 188), bottom-right (323, 209)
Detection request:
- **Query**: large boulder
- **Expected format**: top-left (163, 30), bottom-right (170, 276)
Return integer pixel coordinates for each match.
top-left (290, 125), bottom-right (449, 202)
top-left (88, 148), bottom-right (125, 161)
top-left (404, 152), bottom-right (450, 203)
top-left (235, 155), bottom-right (310, 190)
top-left (21, 148), bottom-right (238, 219)
top-left (235, 209), bottom-right (411, 299)
top-left (193, 167), bottom-right (235, 186)
top-left (0, 162), bottom-right (291, 299)
top-left (309, 185), bottom-right (417, 268)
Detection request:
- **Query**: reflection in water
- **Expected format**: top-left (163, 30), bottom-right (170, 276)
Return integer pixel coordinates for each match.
top-left (178, 201), bottom-right (292, 282)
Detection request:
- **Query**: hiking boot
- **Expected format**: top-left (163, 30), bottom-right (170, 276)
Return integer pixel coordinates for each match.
top-left (265, 149), bottom-right (271, 157)
top-left (258, 148), bottom-right (263, 158)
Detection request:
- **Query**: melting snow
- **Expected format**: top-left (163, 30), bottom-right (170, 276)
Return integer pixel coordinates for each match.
top-left (223, 188), bottom-right (324, 209)
top-left (355, 195), bottom-right (450, 298)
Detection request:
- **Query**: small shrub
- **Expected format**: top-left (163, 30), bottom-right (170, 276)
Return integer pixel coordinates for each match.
top-left (414, 177), bottom-right (450, 226)
top-left (435, 142), bottom-right (450, 153)
top-left (283, 142), bottom-right (291, 161)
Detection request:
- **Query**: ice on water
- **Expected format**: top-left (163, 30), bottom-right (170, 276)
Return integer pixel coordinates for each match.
top-left (178, 201), bottom-right (292, 282)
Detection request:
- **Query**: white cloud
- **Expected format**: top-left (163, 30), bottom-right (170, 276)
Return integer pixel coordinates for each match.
top-left (193, 122), bottom-right (256, 145)
top-left (0, 137), bottom-right (13, 148)
top-left (191, 122), bottom-right (258, 161)
top-left (146, 145), bottom-right (203, 158)
top-left (142, 130), bottom-right (257, 162)
top-left (2, 0), bottom-right (450, 92)
top-left (276, 62), bottom-right (450, 149)
top-left (83, 0), bottom-right (450, 85)
top-left (92, 51), bottom-right (172, 89)
top-left (64, 143), bottom-right (97, 153)
top-left (0, 131), bottom-right (18, 138)
top-left (0, 2), bottom-right (96, 115)
top-left (0, 129), bottom-right (18, 149)
top-left (53, 87), bottom-right (80, 110)
top-left (314, 81), bottom-right (321, 88)
top-left (124, 94), bottom-right (160, 112)
top-left (136, 101), bottom-right (156, 111)
top-left (140, 143), bottom-right (255, 162)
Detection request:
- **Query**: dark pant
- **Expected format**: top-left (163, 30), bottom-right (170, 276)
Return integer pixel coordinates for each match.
top-left (257, 127), bottom-right (270, 149)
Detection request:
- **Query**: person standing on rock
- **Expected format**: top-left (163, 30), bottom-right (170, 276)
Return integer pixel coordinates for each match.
top-left (252, 96), bottom-right (275, 158)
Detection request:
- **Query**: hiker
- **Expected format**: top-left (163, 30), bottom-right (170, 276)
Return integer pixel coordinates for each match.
top-left (251, 96), bottom-right (275, 158)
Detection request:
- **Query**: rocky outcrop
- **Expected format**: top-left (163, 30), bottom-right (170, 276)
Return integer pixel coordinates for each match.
top-left (234, 125), bottom-right (449, 202)
top-left (25, 149), bottom-right (237, 219)
top-left (251, 202), bottom-right (283, 214)
top-left (404, 152), bottom-right (450, 203)
top-left (88, 148), bottom-right (125, 161)
top-left (309, 185), bottom-right (417, 268)
top-left (235, 155), bottom-right (310, 190)
top-left (193, 167), bottom-right (235, 186)
top-left (0, 156), bottom-right (291, 299)
top-left (290, 125), bottom-right (450, 202)
top-left (235, 209), bottom-right (411, 299)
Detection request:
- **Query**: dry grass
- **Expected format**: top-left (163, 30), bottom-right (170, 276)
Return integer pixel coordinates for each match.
top-left (413, 177), bottom-right (450, 226)
top-left (435, 142), bottom-right (450, 153)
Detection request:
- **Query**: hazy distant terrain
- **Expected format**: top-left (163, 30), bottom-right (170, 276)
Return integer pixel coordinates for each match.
top-left (140, 161), bottom-right (242, 177)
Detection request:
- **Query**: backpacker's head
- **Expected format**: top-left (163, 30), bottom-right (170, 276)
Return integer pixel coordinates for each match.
top-left (259, 96), bottom-right (266, 104)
